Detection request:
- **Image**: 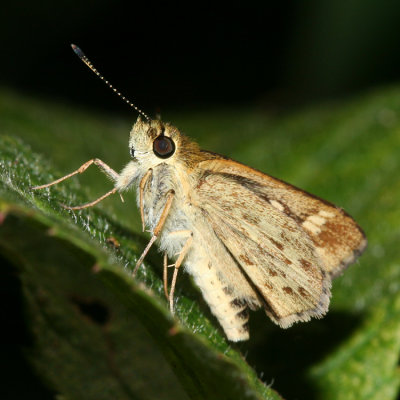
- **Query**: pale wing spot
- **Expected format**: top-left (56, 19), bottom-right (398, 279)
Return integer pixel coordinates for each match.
top-left (307, 215), bottom-right (326, 226)
top-left (302, 220), bottom-right (322, 234)
top-left (303, 214), bottom-right (328, 234)
top-left (319, 210), bottom-right (336, 218)
top-left (269, 200), bottom-right (285, 211)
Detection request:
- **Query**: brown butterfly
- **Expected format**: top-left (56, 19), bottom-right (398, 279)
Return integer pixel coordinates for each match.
top-left (32, 45), bottom-right (367, 341)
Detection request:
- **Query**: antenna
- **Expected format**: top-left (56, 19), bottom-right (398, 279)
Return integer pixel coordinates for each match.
top-left (71, 44), bottom-right (150, 121)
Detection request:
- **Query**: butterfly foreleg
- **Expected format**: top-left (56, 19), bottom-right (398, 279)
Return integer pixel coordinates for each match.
top-left (132, 189), bottom-right (175, 276)
top-left (32, 158), bottom-right (119, 189)
top-left (62, 187), bottom-right (119, 210)
top-left (31, 158), bottom-right (123, 209)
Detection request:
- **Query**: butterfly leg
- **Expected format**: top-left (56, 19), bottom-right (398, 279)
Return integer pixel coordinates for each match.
top-left (162, 230), bottom-right (193, 300)
top-left (31, 158), bottom-right (124, 209)
top-left (139, 168), bottom-right (153, 232)
top-left (132, 189), bottom-right (175, 277)
top-left (167, 230), bottom-right (193, 314)
top-left (163, 252), bottom-right (169, 299)
top-left (61, 187), bottom-right (118, 210)
top-left (32, 158), bottom-right (119, 189)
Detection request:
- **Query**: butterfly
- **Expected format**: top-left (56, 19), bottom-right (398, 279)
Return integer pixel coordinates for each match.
top-left (32, 45), bottom-right (367, 341)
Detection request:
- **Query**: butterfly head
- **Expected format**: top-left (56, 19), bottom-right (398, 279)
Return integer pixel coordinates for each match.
top-left (129, 117), bottom-right (181, 166)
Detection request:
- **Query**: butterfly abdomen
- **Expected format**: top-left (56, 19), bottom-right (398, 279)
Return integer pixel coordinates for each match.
top-left (185, 252), bottom-right (251, 342)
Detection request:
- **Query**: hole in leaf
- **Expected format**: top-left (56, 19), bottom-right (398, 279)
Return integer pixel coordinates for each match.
top-left (70, 296), bottom-right (110, 326)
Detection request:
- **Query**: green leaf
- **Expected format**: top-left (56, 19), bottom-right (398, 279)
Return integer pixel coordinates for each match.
top-left (1, 85), bottom-right (400, 399)
top-left (0, 88), bottom-right (279, 400)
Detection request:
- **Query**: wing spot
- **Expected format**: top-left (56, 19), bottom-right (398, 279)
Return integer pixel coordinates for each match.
top-left (240, 322), bottom-right (250, 333)
top-left (280, 232), bottom-right (290, 241)
top-left (319, 210), bottom-right (336, 218)
top-left (223, 286), bottom-right (233, 296)
top-left (270, 238), bottom-right (284, 250)
top-left (300, 258), bottom-right (312, 272)
top-left (307, 215), bottom-right (326, 226)
top-left (242, 212), bottom-right (261, 224)
top-left (283, 221), bottom-right (297, 232)
top-left (268, 268), bottom-right (278, 277)
top-left (236, 308), bottom-right (249, 320)
top-left (303, 220), bottom-right (322, 234)
top-left (283, 286), bottom-right (294, 295)
top-left (298, 286), bottom-right (309, 298)
top-left (239, 254), bottom-right (254, 265)
top-left (264, 282), bottom-right (273, 290)
top-left (315, 220), bottom-right (348, 248)
top-left (270, 200), bottom-right (285, 211)
top-left (231, 298), bottom-right (246, 309)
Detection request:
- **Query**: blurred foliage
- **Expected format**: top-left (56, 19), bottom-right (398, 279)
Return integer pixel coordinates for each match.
top-left (0, 86), bottom-right (400, 399)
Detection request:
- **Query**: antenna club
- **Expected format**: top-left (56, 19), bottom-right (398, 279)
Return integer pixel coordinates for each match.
top-left (71, 43), bottom-right (85, 59)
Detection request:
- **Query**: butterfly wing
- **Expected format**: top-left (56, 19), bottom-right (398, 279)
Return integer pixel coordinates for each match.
top-left (193, 158), bottom-right (366, 328)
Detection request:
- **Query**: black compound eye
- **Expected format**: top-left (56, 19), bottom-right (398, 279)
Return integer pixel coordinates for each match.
top-left (153, 136), bottom-right (175, 158)
top-left (130, 147), bottom-right (135, 158)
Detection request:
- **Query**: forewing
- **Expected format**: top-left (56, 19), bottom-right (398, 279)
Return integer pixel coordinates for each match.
top-left (193, 158), bottom-right (366, 327)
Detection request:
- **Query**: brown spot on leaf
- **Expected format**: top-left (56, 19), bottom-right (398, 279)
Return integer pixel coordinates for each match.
top-left (0, 212), bottom-right (6, 225)
top-left (92, 263), bottom-right (101, 273)
top-left (168, 326), bottom-right (179, 336)
top-left (106, 237), bottom-right (120, 249)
